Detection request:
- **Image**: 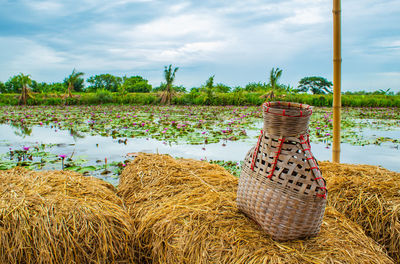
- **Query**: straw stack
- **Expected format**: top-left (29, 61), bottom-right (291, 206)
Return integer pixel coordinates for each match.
top-left (118, 154), bottom-right (393, 264)
top-left (321, 162), bottom-right (400, 262)
top-left (0, 167), bottom-right (136, 264)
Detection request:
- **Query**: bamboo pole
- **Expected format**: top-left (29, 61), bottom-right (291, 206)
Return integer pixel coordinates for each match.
top-left (332, 0), bottom-right (341, 163)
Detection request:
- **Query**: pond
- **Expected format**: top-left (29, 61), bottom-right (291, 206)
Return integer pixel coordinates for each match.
top-left (0, 105), bottom-right (399, 184)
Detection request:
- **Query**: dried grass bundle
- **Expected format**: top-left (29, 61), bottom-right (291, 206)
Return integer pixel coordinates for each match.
top-left (0, 167), bottom-right (136, 264)
top-left (118, 154), bottom-right (393, 264)
top-left (321, 162), bottom-right (400, 262)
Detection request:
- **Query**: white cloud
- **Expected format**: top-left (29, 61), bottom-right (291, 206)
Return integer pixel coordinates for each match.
top-left (281, 6), bottom-right (329, 26)
top-left (0, 0), bottom-right (399, 90)
top-left (132, 14), bottom-right (223, 40)
top-left (377, 72), bottom-right (400, 77)
top-left (0, 37), bottom-right (66, 80)
top-left (24, 0), bottom-right (64, 12)
top-left (376, 40), bottom-right (400, 50)
top-left (168, 2), bottom-right (191, 13)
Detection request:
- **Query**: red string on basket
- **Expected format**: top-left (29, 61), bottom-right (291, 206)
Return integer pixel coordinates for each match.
top-left (262, 102), bottom-right (312, 118)
top-left (299, 134), bottom-right (327, 199)
top-left (267, 137), bottom-right (285, 179)
top-left (250, 130), bottom-right (263, 171)
top-left (265, 111), bottom-right (311, 118)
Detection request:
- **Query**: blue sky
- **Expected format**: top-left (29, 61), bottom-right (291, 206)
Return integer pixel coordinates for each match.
top-left (0, 0), bottom-right (399, 92)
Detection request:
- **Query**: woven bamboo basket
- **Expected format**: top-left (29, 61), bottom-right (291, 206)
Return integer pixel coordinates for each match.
top-left (237, 101), bottom-right (327, 241)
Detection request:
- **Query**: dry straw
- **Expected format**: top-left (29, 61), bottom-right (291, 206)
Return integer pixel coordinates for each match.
top-left (321, 162), bottom-right (400, 262)
top-left (0, 167), bottom-right (136, 264)
top-left (118, 153), bottom-right (393, 264)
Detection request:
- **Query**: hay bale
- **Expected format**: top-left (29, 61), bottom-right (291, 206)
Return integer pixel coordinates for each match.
top-left (0, 167), bottom-right (136, 263)
top-left (118, 154), bottom-right (393, 264)
top-left (320, 162), bottom-right (400, 262)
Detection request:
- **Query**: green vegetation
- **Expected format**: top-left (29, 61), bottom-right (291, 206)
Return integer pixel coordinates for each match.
top-left (201, 75), bottom-right (216, 105)
top-left (0, 67), bottom-right (398, 107)
top-left (297, 76), bottom-right (333, 94)
top-left (87, 74), bottom-right (122, 92)
top-left (160, 64), bottom-right (179, 104)
top-left (267, 67), bottom-right (283, 99)
top-left (16, 73), bottom-right (33, 105)
top-left (209, 160), bottom-right (243, 177)
top-left (121, 76), bottom-right (152, 93)
top-left (0, 143), bottom-right (126, 178)
top-left (65, 69), bottom-right (85, 98)
top-left (0, 92), bottom-right (399, 107)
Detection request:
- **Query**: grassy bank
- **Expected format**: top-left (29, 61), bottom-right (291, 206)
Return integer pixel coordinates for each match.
top-left (1, 92), bottom-right (399, 107)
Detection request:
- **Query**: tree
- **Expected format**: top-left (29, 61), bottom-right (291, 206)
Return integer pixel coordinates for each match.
top-left (189, 87), bottom-right (200, 93)
top-left (173, 85), bottom-right (186, 93)
top-left (232, 86), bottom-right (243, 93)
top-left (48, 83), bottom-right (65, 93)
top-left (376, 88), bottom-right (394, 95)
top-left (0, 81), bottom-right (6, 93)
top-left (16, 73), bottom-right (33, 105)
top-left (214, 83), bottom-right (231, 93)
top-left (121, 76), bottom-right (152, 93)
top-left (64, 69), bottom-right (84, 97)
top-left (153, 83), bottom-right (186, 93)
top-left (33, 82), bottom-right (48, 93)
top-left (244, 82), bottom-right (269, 92)
top-left (297, 76), bottom-right (333, 94)
top-left (5, 75), bottom-right (22, 93)
top-left (201, 75), bottom-right (215, 105)
top-left (267, 67), bottom-right (282, 99)
top-left (160, 64), bottom-right (179, 104)
top-left (87, 74), bottom-right (122, 92)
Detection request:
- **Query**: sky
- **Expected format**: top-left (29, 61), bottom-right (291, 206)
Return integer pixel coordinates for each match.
top-left (0, 0), bottom-right (399, 92)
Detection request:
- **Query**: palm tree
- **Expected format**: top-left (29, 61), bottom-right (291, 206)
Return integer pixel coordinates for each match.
top-left (160, 64), bottom-right (179, 104)
top-left (65, 69), bottom-right (84, 98)
top-left (17, 73), bottom-right (32, 105)
top-left (204, 75), bottom-right (215, 105)
top-left (265, 67), bottom-right (282, 100)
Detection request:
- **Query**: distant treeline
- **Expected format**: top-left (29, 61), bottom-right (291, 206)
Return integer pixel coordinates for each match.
top-left (1, 72), bottom-right (398, 96)
top-left (0, 91), bottom-right (399, 107)
top-left (1, 70), bottom-right (399, 107)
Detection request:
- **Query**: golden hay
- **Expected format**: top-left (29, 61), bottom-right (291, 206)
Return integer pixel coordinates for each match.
top-left (320, 162), bottom-right (400, 262)
top-left (118, 154), bottom-right (394, 264)
top-left (0, 167), bottom-right (136, 264)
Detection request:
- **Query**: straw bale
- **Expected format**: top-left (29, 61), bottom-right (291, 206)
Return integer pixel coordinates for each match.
top-left (320, 162), bottom-right (400, 262)
top-left (118, 154), bottom-right (393, 264)
top-left (0, 167), bottom-right (136, 264)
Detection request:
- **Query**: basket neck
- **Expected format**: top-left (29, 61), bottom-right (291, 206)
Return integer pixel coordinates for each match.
top-left (262, 102), bottom-right (312, 137)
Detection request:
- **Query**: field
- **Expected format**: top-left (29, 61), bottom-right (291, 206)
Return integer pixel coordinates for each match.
top-left (1, 105), bottom-right (399, 181)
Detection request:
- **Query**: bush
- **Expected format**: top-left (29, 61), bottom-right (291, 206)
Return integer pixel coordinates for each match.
top-left (95, 89), bottom-right (113, 104)
top-left (122, 76), bottom-right (152, 93)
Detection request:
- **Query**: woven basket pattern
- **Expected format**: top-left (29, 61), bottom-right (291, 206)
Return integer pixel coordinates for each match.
top-left (262, 101), bottom-right (312, 136)
top-left (237, 101), bottom-right (327, 241)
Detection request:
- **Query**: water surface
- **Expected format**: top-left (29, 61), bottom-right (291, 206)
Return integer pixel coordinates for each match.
top-left (1, 124), bottom-right (399, 181)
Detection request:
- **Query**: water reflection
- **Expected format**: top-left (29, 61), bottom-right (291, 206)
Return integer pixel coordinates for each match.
top-left (10, 123), bottom-right (32, 137)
